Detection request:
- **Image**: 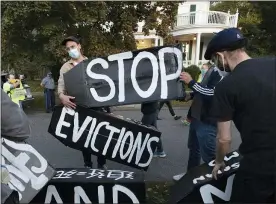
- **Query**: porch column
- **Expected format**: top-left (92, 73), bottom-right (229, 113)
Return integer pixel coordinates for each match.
top-left (195, 33), bottom-right (201, 65)
top-left (160, 37), bottom-right (164, 46)
top-left (154, 37), bottom-right (158, 46)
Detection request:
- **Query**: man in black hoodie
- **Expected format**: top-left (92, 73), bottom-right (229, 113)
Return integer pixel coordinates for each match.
top-left (141, 101), bottom-right (166, 158)
top-left (173, 62), bottom-right (225, 181)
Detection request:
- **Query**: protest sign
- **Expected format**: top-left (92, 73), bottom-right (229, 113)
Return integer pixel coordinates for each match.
top-left (1, 138), bottom-right (56, 203)
top-left (48, 105), bottom-right (161, 170)
top-left (63, 44), bottom-right (185, 107)
top-left (169, 151), bottom-right (242, 203)
top-left (31, 168), bottom-right (146, 203)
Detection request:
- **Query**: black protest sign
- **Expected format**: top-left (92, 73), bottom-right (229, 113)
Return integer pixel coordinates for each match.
top-left (1, 138), bottom-right (56, 203)
top-left (31, 168), bottom-right (146, 203)
top-left (169, 151), bottom-right (242, 203)
top-left (48, 105), bottom-right (161, 171)
top-left (63, 44), bottom-right (185, 108)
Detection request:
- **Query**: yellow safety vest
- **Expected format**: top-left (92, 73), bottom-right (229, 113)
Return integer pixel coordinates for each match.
top-left (3, 81), bottom-right (26, 106)
top-left (197, 73), bottom-right (203, 83)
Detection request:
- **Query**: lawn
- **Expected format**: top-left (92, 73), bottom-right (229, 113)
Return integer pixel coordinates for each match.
top-left (26, 80), bottom-right (44, 92)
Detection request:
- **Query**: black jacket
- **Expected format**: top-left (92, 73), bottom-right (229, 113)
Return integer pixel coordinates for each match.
top-left (188, 66), bottom-right (226, 126)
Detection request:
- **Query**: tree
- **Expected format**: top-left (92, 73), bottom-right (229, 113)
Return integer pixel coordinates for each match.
top-left (210, 1), bottom-right (265, 57)
top-left (251, 2), bottom-right (276, 55)
top-left (210, 1), bottom-right (276, 56)
top-left (1, 1), bottom-right (180, 78)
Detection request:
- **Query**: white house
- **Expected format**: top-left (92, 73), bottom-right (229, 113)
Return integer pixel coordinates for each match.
top-left (134, 1), bottom-right (239, 67)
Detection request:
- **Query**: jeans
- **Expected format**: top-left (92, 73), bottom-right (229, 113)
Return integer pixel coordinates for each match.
top-left (159, 101), bottom-right (176, 116)
top-left (141, 112), bottom-right (164, 152)
top-left (187, 118), bottom-right (216, 171)
top-left (44, 89), bottom-right (55, 112)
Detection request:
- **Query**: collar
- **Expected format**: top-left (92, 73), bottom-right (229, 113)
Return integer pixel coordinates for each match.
top-left (68, 56), bottom-right (88, 66)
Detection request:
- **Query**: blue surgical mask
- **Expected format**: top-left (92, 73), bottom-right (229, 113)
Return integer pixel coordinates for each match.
top-left (68, 48), bottom-right (80, 59)
top-left (201, 69), bottom-right (207, 77)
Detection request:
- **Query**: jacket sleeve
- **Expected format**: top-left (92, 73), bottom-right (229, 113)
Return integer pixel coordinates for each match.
top-left (188, 69), bottom-right (224, 99)
top-left (1, 89), bottom-right (31, 141)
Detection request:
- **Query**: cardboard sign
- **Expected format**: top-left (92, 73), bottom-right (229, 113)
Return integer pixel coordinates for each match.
top-left (63, 45), bottom-right (185, 108)
top-left (169, 151), bottom-right (242, 203)
top-left (31, 168), bottom-right (146, 203)
top-left (1, 138), bottom-right (56, 203)
top-left (48, 105), bottom-right (161, 171)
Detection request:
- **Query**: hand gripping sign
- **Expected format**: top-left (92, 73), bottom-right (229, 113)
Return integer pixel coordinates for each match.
top-left (1, 138), bottom-right (56, 203)
top-left (169, 151), bottom-right (242, 203)
top-left (63, 44), bottom-right (185, 108)
top-left (48, 105), bottom-right (161, 171)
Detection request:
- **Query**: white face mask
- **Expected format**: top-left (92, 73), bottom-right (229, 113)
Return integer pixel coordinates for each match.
top-left (68, 48), bottom-right (80, 59)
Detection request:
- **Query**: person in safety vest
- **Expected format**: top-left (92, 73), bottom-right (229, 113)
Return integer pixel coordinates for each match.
top-left (3, 74), bottom-right (26, 108)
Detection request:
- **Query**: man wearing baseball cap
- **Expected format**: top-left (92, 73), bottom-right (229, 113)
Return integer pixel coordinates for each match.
top-left (208, 28), bottom-right (276, 202)
top-left (58, 36), bottom-right (107, 170)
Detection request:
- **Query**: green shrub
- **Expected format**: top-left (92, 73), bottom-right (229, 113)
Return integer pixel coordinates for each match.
top-left (183, 65), bottom-right (201, 82)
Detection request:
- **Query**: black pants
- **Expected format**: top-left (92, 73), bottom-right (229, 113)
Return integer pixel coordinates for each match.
top-left (159, 101), bottom-right (176, 116)
top-left (44, 89), bottom-right (55, 112)
top-left (141, 112), bottom-right (163, 152)
top-left (230, 170), bottom-right (276, 203)
top-left (82, 150), bottom-right (106, 167)
top-left (3, 190), bottom-right (19, 204)
top-left (82, 107), bottom-right (106, 167)
top-left (104, 107), bottom-right (111, 113)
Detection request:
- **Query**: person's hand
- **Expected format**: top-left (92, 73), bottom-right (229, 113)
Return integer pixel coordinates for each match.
top-left (180, 72), bottom-right (193, 84)
top-left (14, 81), bottom-right (20, 88)
top-left (59, 93), bottom-right (76, 109)
top-left (212, 161), bottom-right (226, 180)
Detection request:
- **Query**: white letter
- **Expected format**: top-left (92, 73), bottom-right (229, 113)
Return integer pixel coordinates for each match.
top-left (138, 136), bottom-right (159, 168)
top-left (84, 118), bottom-right (97, 148)
top-left (86, 58), bottom-right (116, 102)
top-left (127, 133), bottom-right (149, 164)
top-left (193, 176), bottom-right (205, 184)
top-left (120, 131), bottom-right (134, 160)
top-left (158, 47), bottom-right (182, 99)
top-left (74, 186), bottom-right (91, 203)
top-left (102, 125), bottom-right (120, 156)
top-left (98, 185), bottom-right (105, 203)
top-left (113, 184), bottom-right (139, 203)
top-left (199, 174), bottom-right (235, 203)
top-left (231, 162), bottom-right (240, 169)
top-left (131, 51), bottom-right (159, 98)
top-left (208, 159), bottom-right (216, 167)
top-left (45, 185), bottom-right (63, 203)
top-left (112, 127), bottom-right (126, 158)
top-left (55, 107), bottom-right (75, 138)
top-left (2, 139), bottom-right (49, 190)
top-left (91, 122), bottom-right (109, 152)
top-left (108, 52), bottom-right (133, 102)
top-left (73, 114), bottom-right (93, 143)
top-left (224, 151), bottom-right (239, 161)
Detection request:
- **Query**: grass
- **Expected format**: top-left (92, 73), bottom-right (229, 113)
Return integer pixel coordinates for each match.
top-left (26, 80), bottom-right (44, 92)
top-left (146, 182), bottom-right (172, 204)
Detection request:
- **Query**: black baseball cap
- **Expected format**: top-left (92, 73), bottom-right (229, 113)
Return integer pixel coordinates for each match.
top-left (204, 28), bottom-right (247, 60)
top-left (61, 36), bottom-right (80, 46)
